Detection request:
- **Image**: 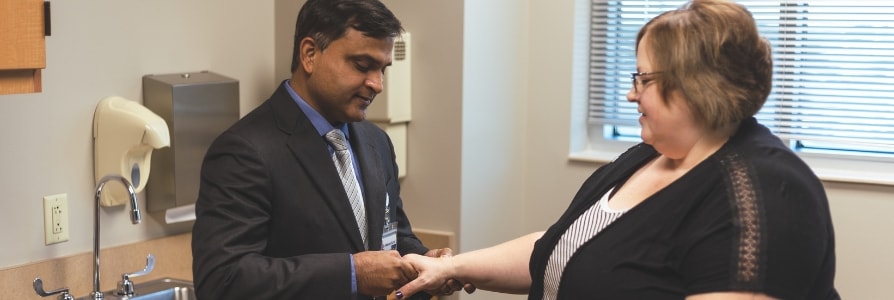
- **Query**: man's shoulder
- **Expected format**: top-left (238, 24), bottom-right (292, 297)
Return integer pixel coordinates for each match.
top-left (352, 120), bottom-right (388, 138)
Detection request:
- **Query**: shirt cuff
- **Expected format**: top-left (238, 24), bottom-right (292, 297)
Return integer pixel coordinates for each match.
top-left (350, 254), bottom-right (358, 297)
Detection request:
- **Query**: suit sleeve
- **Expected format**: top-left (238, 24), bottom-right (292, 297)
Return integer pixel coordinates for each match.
top-left (191, 130), bottom-right (353, 300)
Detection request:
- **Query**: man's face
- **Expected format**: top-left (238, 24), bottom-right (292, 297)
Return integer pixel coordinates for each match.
top-left (304, 28), bottom-right (394, 124)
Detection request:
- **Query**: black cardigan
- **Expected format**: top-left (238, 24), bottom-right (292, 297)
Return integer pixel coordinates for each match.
top-left (528, 118), bottom-right (839, 300)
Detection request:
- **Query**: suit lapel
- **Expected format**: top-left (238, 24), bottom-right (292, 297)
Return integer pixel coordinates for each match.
top-left (349, 123), bottom-right (386, 251)
top-left (272, 88), bottom-right (367, 251)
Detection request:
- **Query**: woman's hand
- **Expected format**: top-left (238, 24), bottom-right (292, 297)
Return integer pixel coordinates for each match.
top-left (396, 254), bottom-right (473, 298)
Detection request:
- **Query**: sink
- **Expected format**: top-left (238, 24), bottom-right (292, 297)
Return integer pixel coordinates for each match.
top-left (77, 278), bottom-right (195, 300)
top-left (126, 278), bottom-right (195, 300)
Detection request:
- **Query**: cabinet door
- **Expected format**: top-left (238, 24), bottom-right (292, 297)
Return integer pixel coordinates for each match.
top-left (0, 0), bottom-right (46, 94)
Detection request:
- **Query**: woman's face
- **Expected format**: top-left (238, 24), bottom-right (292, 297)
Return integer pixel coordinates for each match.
top-left (627, 35), bottom-right (701, 158)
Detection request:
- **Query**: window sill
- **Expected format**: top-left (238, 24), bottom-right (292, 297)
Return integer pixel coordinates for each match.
top-left (569, 149), bottom-right (619, 164)
top-left (569, 150), bottom-right (894, 187)
top-left (800, 153), bottom-right (894, 187)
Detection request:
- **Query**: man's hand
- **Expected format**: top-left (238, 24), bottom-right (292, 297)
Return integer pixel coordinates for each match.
top-left (353, 250), bottom-right (417, 297)
top-left (423, 248), bottom-right (453, 258)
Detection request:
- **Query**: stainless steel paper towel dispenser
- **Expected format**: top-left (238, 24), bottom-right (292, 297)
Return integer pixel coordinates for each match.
top-left (143, 71), bottom-right (239, 212)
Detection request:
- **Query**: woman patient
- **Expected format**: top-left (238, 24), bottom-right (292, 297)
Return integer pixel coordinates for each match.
top-left (398, 0), bottom-right (840, 299)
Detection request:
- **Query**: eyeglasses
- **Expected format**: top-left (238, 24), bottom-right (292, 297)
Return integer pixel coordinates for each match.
top-left (630, 71), bottom-right (663, 94)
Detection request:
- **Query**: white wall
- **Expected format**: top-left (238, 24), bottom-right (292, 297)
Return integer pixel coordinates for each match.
top-left (457, 1), bottom-right (530, 299)
top-left (523, 0), bottom-right (599, 234)
top-left (0, 0), bottom-right (275, 267)
top-left (824, 182), bottom-right (894, 298)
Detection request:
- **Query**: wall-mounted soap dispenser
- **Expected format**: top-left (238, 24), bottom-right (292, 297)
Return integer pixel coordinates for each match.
top-left (93, 96), bottom-right (171, 207)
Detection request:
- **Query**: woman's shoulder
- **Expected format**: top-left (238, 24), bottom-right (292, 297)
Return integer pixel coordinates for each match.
top-left (718, 119), bottom-right (817, 181)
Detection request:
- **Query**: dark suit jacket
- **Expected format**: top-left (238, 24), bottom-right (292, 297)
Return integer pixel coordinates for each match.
top-left (192, 83), bottom-right (430, 300)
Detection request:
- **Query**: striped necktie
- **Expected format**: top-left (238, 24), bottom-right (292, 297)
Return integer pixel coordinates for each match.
top-left (325, 129), bottom-right (368, 248)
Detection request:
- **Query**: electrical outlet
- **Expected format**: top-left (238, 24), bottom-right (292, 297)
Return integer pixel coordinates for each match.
top-left (43, 193), bottom-right (69, 245)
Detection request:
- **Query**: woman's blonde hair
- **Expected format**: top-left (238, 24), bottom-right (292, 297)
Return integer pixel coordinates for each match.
top-left (637, 0), bottom-right (773, 129)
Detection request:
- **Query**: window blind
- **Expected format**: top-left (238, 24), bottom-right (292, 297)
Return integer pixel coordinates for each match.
top-left (588, 0), bottom-right (894, 155)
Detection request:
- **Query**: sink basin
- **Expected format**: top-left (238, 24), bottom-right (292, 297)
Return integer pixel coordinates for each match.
top-left (126, 278), bottom-right (195, 300)
top-left (77, 278), bottom-right (195, 300)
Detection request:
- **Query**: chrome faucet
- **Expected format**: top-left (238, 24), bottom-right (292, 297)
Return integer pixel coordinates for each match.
top-left (32, 277), bottom-right (74, 300)
top-left (92, 175), bottom-right (142, 300)
top-left (117, 253), bottom-right (156, 297)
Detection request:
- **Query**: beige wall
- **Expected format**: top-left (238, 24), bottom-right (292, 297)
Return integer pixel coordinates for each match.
top-left (2, 0), bottom-right (891, 299)
top-left (0, 0), bottom-right (274, 269)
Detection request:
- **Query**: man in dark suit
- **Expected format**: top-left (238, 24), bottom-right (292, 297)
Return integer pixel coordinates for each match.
top-left (191, 0), bottom-right (449, 299)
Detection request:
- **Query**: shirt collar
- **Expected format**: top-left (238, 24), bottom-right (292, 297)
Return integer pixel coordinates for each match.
top-left (283, 80), bottom-right (350, 138)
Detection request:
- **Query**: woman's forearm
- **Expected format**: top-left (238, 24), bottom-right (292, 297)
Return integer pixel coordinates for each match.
top-left (450, 231), bottom-right (544, 294)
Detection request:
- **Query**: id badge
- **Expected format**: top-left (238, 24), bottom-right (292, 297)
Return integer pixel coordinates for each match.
top-left (382, 193), bottom-right (397, 250)
top-left (382, 221), bottom-right (398, 250)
